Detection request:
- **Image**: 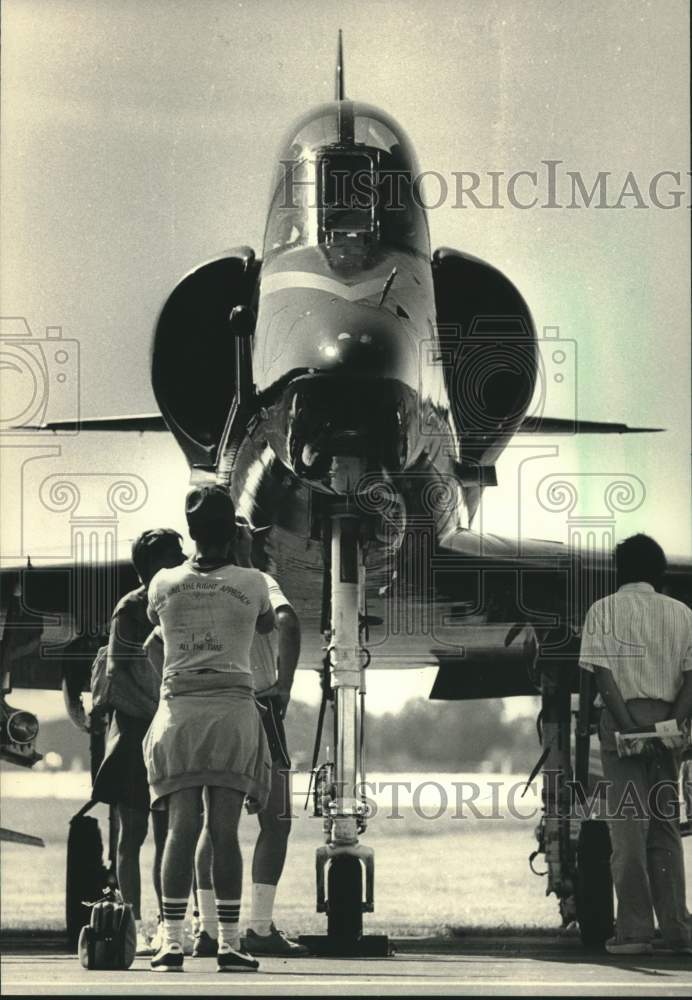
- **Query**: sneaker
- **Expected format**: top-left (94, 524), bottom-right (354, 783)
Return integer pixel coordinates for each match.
top-left (241, 924), bottom-right (309, 957)
top-left (217, 945), bottom-right (259, 973)
top-left (192, 929), bottom-right (218, 957)
top-left (135, 929), bottom-right (154, 956)
top-left (150, 941), bottom-right (184, 972)
top-left (605, 937), bottom-right (654, 955)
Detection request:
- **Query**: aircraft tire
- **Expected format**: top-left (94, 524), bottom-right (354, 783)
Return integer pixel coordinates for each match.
top-left (575, 819), bottom-right (614, 949)
top-left (327, 855), bottom-right (363, 940)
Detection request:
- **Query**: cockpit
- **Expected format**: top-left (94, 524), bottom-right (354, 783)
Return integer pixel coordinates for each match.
top-left (263, 102), bottom-right (430, 259)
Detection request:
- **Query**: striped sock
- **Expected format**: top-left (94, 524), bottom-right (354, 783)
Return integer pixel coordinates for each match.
top-left (216, 898), bottom-right (241, 951)
top-left (161, 896), bottom-right (187, 947)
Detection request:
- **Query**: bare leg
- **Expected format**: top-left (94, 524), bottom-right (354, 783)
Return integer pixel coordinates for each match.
top-left (115, 803), bottom-right (148, 920)
top-left (206, 786), bottom-right (245, 900)
top-left (161, 787), bottom-right (203, 900)
top-left (195, 823), bottom-right (214, 891)
top-left (252, 767), bottom-right (292, 885)
top-left (151, 809), bottom-right (168, 918)
top-left (246, 767), bottom-right (291, 935)
top-left (206, 786), bottom-right (245, 951)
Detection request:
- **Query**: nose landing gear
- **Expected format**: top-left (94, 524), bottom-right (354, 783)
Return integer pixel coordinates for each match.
top-left (298, 486), bottom-right (389, 957)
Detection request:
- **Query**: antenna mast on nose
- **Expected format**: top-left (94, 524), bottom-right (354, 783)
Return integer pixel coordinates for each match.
top-left (335, 29), bottom-right (345, 100)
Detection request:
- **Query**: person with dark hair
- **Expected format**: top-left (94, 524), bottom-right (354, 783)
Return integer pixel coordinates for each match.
top-left (144, 485), bottom-right (274, 973)
top-left (615, 533), bottom-right (668, 588)
top-left (92, 527), bottom-right (185, 954)
top-left (579, 533), bottom-right (692, 956)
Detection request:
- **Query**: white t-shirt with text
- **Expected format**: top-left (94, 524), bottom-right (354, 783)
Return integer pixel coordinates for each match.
top-left (148, 561), bottom-right (271, 682)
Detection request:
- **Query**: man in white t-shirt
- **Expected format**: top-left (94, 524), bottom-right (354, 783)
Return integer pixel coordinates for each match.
top-left (192, 521), bottom-right (308, 958)
top-left (579, 534), bottom-right (692, 956)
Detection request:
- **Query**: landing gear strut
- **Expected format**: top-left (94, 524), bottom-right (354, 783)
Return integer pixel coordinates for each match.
top-left (299, 499), bottom-right (388, 957)
top-left (532, 661), bottom-right (614, 949)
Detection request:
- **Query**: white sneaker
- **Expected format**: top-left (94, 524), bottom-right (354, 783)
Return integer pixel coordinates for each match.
top-left (151, 940), bottom-right (184, 972)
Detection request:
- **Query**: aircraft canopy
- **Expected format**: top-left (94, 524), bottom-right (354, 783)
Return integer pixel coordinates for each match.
top-left (263, 101), bottom-right (430, 258)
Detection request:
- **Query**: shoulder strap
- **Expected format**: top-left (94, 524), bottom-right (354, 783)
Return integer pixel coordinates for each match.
top-left (71, 799), bottom-right (97, 821)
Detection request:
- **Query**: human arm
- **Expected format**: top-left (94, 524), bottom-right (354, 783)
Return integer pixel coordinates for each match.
top-left (579, 598), bottom-right (637, 733)
top-left (258, 604), bottom-right (301, 717)
top-left (62, 677), bottom-right (90, 732)
top-left (256, 606), bottom-right (276, 635)
top-left (592, 665), bottom-right (638, 732)
top-left (107, 601), bottom-right (158, 719)
top-left (144, 627), bottom-right (165, 681)
top-left (669, 672), bottom-right (692, 729)
top-left (255, 570), bottom-right (276, 635)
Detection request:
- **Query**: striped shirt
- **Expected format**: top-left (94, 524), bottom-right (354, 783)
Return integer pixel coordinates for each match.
top-left (250, 573), bottom-right (291, 692)
top-left (579, 582), bottom-right (692, 702)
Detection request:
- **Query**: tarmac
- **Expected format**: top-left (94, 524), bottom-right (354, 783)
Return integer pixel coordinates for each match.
top-left (2, 935), bottom-right (692, 996)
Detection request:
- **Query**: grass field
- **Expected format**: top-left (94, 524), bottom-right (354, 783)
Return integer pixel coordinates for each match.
top-left (3, 776), bottom-right (692, 938)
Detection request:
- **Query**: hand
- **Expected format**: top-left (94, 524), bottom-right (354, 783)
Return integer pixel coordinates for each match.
top-left (256, 681), bottom-right (291, 718)
top-left (65, 698), bottom-right (90, 733)
top-left (244, 795), bottom-right (262, 815)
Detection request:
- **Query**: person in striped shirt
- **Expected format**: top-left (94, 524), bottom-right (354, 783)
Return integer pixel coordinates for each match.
top-left (579, 533), bottom-right (692, 956)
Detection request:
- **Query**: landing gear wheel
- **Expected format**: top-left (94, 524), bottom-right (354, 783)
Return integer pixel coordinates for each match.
top-left (327, 855), bottom-right (363, 941)
top-left (575, 819), bottom-right (614, 949)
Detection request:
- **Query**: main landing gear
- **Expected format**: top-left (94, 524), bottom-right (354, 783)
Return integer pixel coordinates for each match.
top-left (531, 660), bottom-right (614, 950)
top-left (299, 485), bottom-right (389, 957)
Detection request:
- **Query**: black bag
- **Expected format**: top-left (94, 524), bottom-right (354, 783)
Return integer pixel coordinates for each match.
top-left (78, 888), bottom-right (136, 970)
top-left (66, 801), bottom-right (112, 948)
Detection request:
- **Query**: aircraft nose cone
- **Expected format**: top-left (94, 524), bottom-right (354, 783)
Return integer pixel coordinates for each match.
top-left (316, 328), bottom-right (383, 369)
top-left (304, 302), bottom-right (417, 382)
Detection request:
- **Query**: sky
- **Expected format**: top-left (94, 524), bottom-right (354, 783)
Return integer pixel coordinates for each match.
top-left (1, 0), bottom-right (690, 720)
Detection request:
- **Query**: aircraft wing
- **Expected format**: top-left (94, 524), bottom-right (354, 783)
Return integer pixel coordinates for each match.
top-left (19, 413), bottom-right (167, 433)
top-left (275, 529), bottom-right (691, 700)
top-left (420, 536), bottom-right (692, 700)
top-left (23, 413), bottom-right (662, 438)
top-left (0, 828), bottom-right (45, 847)
top-left (1, 555), bottom-right (139, 692)
top-left (3, 525), bottom-right (691, 703)
top-left (518, 416), bottom-right (663, 434)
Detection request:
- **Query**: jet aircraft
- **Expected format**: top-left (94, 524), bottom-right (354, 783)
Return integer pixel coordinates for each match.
top-left (2, 34), bottom-right (689, 952)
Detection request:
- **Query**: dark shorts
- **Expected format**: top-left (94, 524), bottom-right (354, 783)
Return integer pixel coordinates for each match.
top-left (92, 710), bottom-right (151, 812)
top-left (257, 695), bottom-right (291, 769)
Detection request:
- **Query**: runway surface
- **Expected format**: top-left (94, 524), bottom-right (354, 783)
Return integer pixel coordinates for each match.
top-left (3, 938), bottom-right (692, 996)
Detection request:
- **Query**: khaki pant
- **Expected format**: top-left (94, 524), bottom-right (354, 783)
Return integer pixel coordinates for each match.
top-left (600, 699), bottom-right (690, 947)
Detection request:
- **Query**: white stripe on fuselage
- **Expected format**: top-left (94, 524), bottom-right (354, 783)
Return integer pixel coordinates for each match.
top-left (260, 270), bottom-right (386, 302)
